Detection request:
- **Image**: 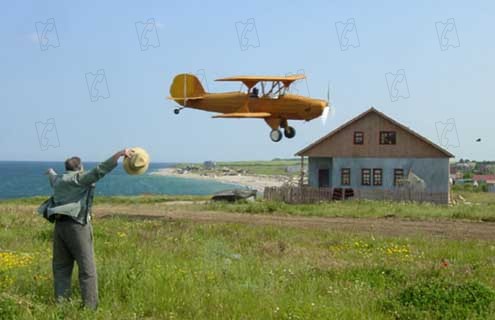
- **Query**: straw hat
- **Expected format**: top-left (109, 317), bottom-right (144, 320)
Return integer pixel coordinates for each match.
top-left (123, 147), bottom-right (150, 175)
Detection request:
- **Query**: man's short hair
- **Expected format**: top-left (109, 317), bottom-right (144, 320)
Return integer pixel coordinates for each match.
top-left (65, 157), bottom-right (82, 171)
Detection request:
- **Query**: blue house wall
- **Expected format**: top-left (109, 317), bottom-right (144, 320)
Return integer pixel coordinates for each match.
top-left (308, 157), bottom-right (449, 193)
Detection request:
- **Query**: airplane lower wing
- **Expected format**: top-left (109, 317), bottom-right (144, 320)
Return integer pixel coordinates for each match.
top-left (212, 112), bottom-right (271, 119)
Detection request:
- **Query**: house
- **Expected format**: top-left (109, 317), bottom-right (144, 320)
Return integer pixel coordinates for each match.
top-left (295, 108), bottom-right (454, 204)
top-left (473, 175), bottom-right (495, 192)
top-left (472, 175), bottom-right (495, 184)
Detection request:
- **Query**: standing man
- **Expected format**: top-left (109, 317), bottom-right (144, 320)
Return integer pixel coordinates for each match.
top-left (45, 149), bottom-right (133, 309)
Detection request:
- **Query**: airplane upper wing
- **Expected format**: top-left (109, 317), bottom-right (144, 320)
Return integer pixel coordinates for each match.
top-left (167, 96), bottom-right (203, 100)
top-left (215, 75), bottom-right (305, 89)
top-left (216, 75), bottom-right (305, 82)
top-left (212, 112), bottom-right (271, 119)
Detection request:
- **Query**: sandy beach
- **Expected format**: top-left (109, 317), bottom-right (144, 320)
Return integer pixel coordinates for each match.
top-left (151, 168), bottom-right (290, 192)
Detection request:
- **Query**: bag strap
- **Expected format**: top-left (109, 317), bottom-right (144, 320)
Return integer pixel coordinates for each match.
top-left (83, 184), bottom-right (96, 224)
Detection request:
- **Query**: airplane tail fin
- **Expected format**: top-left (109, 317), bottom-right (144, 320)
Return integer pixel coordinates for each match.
top-left (169, 73), bottom-right (206, 99)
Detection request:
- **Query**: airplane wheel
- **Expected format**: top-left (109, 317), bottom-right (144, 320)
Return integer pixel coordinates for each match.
top-left (174, 109), bottom-right (180, 115)
top-left (284, 126), bottom-right (296, 139)
top-left (270, 129), bottom-right (283, 142)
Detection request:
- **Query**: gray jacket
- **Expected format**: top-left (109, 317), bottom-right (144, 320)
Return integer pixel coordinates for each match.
top-left (46, 157), bottom-right (117, 224)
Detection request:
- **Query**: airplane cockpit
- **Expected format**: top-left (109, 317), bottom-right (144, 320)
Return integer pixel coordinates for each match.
top-left (247, 81), bottom-right (288, 99)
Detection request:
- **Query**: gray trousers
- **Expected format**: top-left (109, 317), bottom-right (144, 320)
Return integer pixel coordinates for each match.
top-left (53, 219), bottom-right (98, 309)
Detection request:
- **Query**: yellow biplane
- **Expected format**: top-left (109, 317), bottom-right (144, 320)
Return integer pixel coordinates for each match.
top-left (168, 73), bottom-right (330, 142)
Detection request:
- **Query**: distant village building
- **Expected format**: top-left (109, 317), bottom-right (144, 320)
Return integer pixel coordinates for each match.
top-left (203, 161), bottom-right (216, 170)
top-left (472, 175), bottom-right (495, 184)
top-left (285, 165), bottom-right (300, 173)
top-left (473, 175), bottom-right (495, 192)
top-left (454, 179), bottom-right (474, 185)
top-left (295, 108), bottom-right (454, 204)
top-left (454, 162), bottom-right (476, 173)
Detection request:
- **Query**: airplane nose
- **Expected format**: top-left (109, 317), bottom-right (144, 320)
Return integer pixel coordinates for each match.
top-left (319, 100), bottom-right (328, 111)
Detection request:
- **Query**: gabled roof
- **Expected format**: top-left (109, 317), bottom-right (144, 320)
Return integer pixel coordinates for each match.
top-left (296, 107), bottom-right (454, 157)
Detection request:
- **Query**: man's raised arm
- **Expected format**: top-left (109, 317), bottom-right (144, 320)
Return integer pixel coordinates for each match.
top-left (77, 149), bottom-right (133, 187)
top-left (45, 168), bottom-right (58, 187)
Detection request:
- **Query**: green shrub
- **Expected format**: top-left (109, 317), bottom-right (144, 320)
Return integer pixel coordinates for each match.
top-left (384, 278), bottom-right (495, 319)
top-left (0, 295), bottom-right (20, 320)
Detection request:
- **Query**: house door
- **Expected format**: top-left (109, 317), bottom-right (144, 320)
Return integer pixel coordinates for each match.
top-left (318, 169), bottom-right (329, 188)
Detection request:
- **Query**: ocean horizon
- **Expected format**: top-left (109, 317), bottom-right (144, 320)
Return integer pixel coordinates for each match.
top-left (0, 161), bottom-right (240, 199)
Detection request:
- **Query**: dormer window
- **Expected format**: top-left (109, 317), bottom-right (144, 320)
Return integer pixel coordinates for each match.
top-left (380, 131), bottom-right (396, 145)
top-left (354, 131), bottom-right (364, 145)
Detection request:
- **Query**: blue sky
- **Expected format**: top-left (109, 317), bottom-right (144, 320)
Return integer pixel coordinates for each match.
top-left (0, 0), bottom-right (493, 162)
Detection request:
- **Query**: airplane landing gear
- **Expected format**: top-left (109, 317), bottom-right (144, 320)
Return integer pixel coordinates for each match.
top-left (270, 129), bottom-right (283, 142)
top-left (174, 108), bottom-right (183, 115)
top-left (284, 126), bottom-right (296, 139)
top-left (266, 119), bottom-right (295, 142)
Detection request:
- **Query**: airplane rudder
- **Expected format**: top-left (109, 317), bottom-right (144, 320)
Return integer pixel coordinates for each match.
top-left (170, 73), bottom-right (205, 98)
top-left (187, 73), bottom-right (206, 96)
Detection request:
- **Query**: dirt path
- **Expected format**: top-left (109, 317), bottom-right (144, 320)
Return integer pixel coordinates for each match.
top-left (93, 205), bottom-right (495, 241)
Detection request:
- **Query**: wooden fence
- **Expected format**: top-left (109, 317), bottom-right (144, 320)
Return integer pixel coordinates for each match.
top-left (263, 186), bottom-right (449, 204)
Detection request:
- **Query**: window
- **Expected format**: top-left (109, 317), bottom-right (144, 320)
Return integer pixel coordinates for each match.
top-left (354, 131), bottom-right (364, 145)
top-left (373, 169), bottom-right (383, 186)
top-left (380, 131), bottom-right (396, 145)
top-left (394, 169), bottom-right (404, 186)
top-left (341, 168), bottom-right (351, 185)
top-left (361, 169), bottom-right (371, 186)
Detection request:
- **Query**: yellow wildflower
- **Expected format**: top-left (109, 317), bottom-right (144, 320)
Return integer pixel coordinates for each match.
top-left (0, 252), bottom-right (33, 271)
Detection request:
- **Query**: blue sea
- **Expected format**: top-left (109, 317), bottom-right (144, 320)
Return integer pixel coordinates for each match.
top-left (0, 161), bottom-right (239, 199)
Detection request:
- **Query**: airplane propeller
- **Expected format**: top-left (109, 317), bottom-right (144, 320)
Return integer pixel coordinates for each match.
top-left (321, 105), bottom-right (330, 126)
top-left (321, 81), bottom-right (332, 126)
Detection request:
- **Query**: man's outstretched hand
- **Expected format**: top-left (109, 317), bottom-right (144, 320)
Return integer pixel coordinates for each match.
top-left (112, 148), bottom-right (134, 164)
top-left (122, 148), bottom-right (133, 158)
top-left (45, 168), bottom-right (56, 175)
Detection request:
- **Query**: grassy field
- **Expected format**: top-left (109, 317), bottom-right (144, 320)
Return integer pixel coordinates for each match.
top-left (93, 191), bottom-right (495, 222)
top-left (3, 191), bottom-right (495, 221)
top-left (196, 193), bottom-right (495, 222)
top-left (178, 159), bottom-right (302, 176)
top-left (1, 193), bottom-right (495, 319)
